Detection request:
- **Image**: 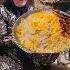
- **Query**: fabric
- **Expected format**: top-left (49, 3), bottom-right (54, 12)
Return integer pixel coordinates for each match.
top-left (0, 42), bottom-right (33, 70)
top-left (0, 5), bottom-right (16, 35)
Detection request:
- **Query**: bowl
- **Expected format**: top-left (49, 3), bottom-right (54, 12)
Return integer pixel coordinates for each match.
top-left (12, 8), bottom-right (70, 65)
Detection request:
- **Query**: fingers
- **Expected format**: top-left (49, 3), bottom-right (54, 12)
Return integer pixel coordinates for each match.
top-left (3, 36), bottom-right (12, 44)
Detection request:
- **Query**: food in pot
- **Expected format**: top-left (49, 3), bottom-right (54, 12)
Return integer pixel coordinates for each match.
top-left (15, 10), bottom-right (70, 53)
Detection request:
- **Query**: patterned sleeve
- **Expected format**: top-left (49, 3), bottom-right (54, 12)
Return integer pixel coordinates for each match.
top-left (5, 7), bottom-right (16, 35)
top-left (0, 5), bottom-right (16, 36)
top-left (0, 6), bottom-right (7, 45)
top-left (0, 6), bottom-right (7, 36)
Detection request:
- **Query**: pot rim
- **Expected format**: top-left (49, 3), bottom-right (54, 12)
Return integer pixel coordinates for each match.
top-left (12, 8), bottom-right (70, 53)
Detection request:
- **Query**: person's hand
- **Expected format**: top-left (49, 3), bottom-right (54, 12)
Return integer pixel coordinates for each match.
top-left (3, 36), bottom-right (12, 44)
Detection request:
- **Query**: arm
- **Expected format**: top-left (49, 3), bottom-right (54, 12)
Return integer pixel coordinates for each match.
top-left (0, 14), bottom-right (7, 45)
top-left (0, 5), bottom-right (16, 43)
top-left (0, 5), bottom-right (16, 36)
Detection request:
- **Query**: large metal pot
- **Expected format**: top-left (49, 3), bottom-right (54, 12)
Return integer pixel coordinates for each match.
top-left (12, 8), bottom-right (70, 66)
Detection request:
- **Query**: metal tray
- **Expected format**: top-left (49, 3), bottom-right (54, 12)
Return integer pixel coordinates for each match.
top-left (12, 8), bottom-right (70, 53)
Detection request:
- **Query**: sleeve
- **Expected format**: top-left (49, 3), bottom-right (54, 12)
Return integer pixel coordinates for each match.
top-left (0, 5), bottom-right (15, 45)
top-left (4, 7), bottom-right (16, 26)
top-left (0, 6), bottom-right (16, 36)
top-left (0, 14), bottom-right (7, 45)
top-left (0, 6), bottom-right (7, 36)
top-left (5, 8), bottom-right (16, 35)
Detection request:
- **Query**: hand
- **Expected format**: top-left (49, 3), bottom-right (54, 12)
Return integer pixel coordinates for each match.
top-left (3, 36), bottom-right (12, 44)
